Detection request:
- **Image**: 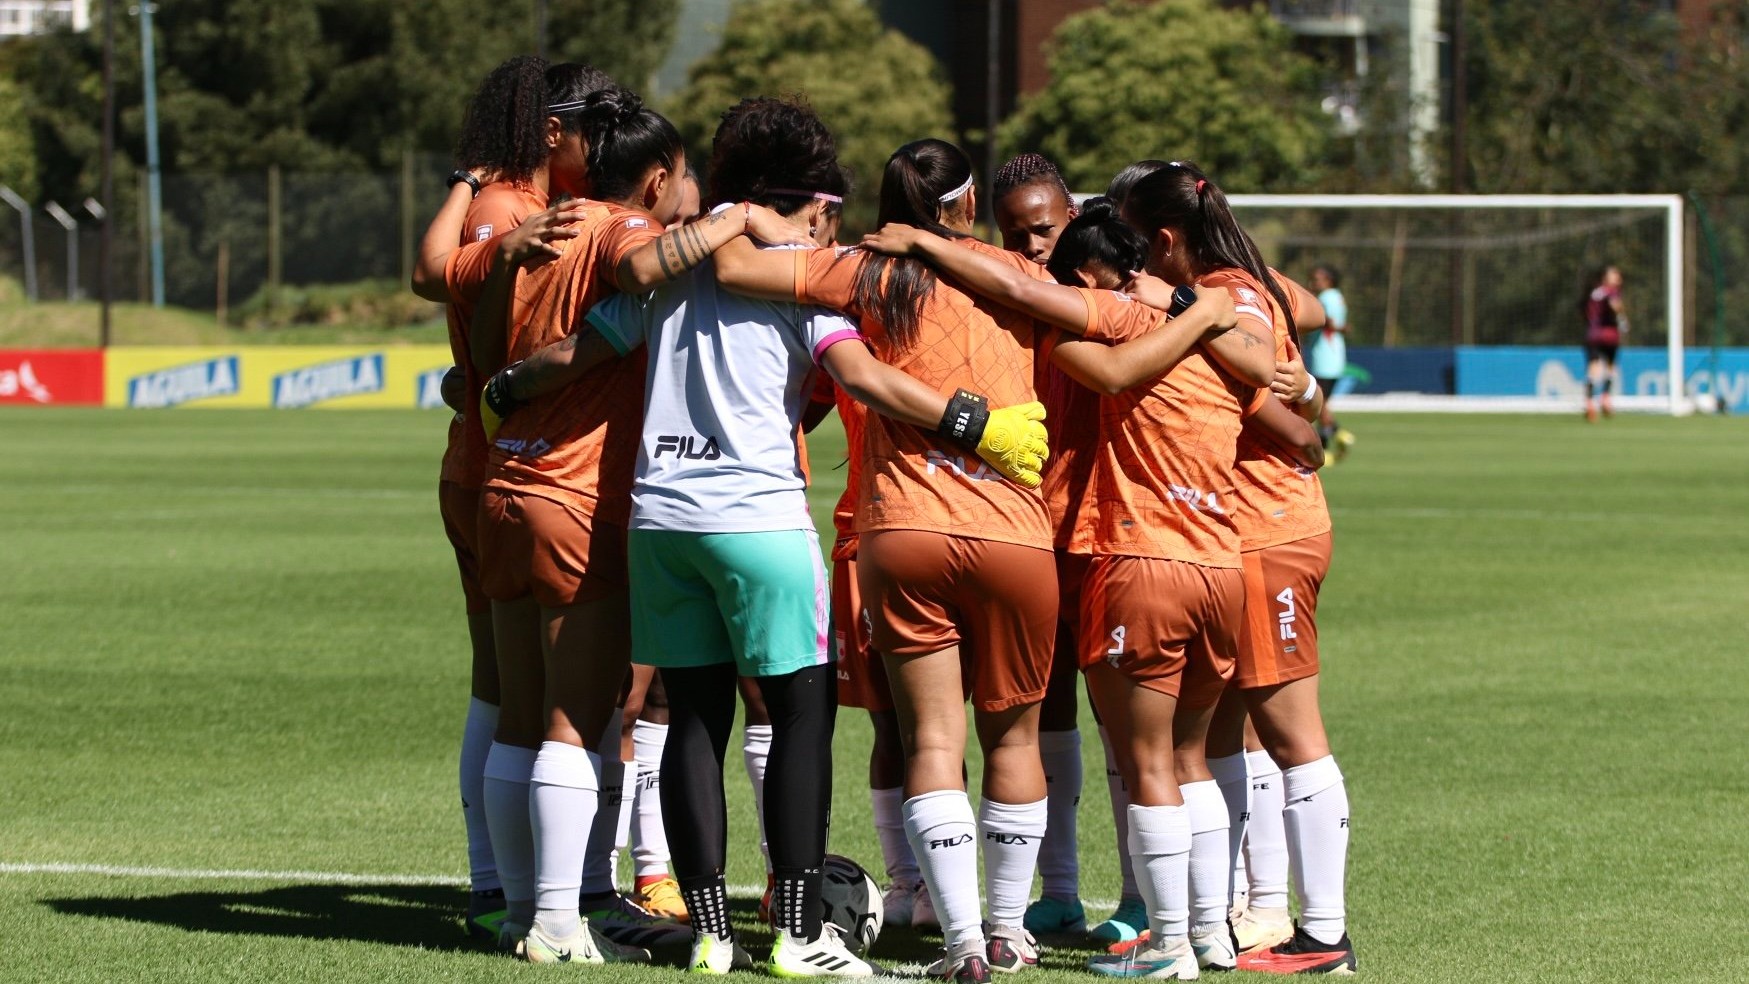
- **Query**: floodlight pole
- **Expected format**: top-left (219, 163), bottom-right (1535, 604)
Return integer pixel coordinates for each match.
top-left (0, 185), bottom-right (37, 302)
top-left (134, 1), bottom-right (166, 307)
top-left (44, 202), bottom-right (79, 301)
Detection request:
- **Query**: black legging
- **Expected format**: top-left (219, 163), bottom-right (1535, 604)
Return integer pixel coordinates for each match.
top-left (661, 661), bottom-right (838, 937)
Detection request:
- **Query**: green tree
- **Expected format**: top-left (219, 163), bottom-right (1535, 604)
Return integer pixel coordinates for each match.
top-left (0, 75), bottom-right (40, 202)
top-left (665, 0), bottom-right (955, 232)
top-left (998, 0), bottom-right (1330, 195)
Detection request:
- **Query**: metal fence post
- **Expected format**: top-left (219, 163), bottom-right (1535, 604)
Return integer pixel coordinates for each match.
top-left (0, 185), bottom-right (38, 302)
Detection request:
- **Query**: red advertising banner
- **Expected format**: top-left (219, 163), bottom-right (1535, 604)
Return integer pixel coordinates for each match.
top-left (0, 349), bottom-right (105, 406)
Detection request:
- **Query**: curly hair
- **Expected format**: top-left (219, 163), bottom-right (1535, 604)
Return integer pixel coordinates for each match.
top-left (994, 152), bottom-right (1072, 207)
top-left (706, 97), bottom-right (848, 217)
top-left (451, 58), bottom-right (617, 185)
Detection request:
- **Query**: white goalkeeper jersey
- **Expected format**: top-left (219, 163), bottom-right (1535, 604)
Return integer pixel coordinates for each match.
top-left (586, 243), bottom-right (861, 533)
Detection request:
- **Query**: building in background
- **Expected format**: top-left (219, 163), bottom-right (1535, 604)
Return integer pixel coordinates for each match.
top-left (0, 0), bottom-right (89, 38)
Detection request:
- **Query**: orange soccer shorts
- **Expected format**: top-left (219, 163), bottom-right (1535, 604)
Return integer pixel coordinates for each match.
top-left (833, 555), bottom-right (895, 713)
top-left (1079, 555), bottom-right (1243, 708)
top-left (477, 487), bottom-right (628, 609)
top-left (1236, 532), bottom-right (1332, 689)
top-left (439, 480), bottom-right (490, 615)
top-left (857, 529), bottom-right (1057, 712)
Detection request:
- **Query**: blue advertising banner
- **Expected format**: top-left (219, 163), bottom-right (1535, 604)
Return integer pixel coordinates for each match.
top-left (1455, 347), bottom-right (1749, 412)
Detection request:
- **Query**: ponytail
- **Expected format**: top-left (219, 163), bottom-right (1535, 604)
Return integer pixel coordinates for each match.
top-left (576, 87), bottom-right (684, 204)
top-left (850, 138), bottom-right (976, 352)
top-left (1127, 161), bottom-right (1297, 346)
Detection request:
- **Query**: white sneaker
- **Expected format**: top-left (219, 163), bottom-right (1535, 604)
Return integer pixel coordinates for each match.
top-left (1087, 935), bottom-right (1199, 979)
top-left (688, 930), bottom-right (753, 975)
top-left (583, 891), bottom-right (692, 948)
top-left (912, 881), bottom-right (940, 930)
top-left (1232, 906), bottom-right (1293, 954)
top-left (883, 880), bottom-right (918, 928)
top-left (985, 924), bottom-right (1042, 973)
top-left (771, 923), bottom-right (878, 977)
top-left (929, 938), bottom-right (994, 982)
top-left (1189, 925), bottom-right (1236, 971)
top-left (522, 920), bottom-right (652, 965)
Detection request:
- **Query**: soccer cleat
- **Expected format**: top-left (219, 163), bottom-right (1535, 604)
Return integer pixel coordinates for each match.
top-left (1087, 935), bottom-right (1200, 979)
top-left (688, 930), bottom-right (753, 974)
top-left (1189, 925), bottom-right (1236, 971)
top-left (521, 921), bottom-right (652, 965)
top-left (929, 940), bottom-right (993, 983)
top-left (770, 923), bottom-right (878, 978)
top-left (882, 880), bottom-right (919, 928)
top-left (1023, 895), bottom-right (1087, 936)
top-left (912, 880), bottom-right (940, 930)
top-left (582, 891), bottom-right (692, 949)
top-left (1091, 896), bottom-right (1147, 943)
top-left (496, 920), bottom-right (529, 956)
top-left (635, 875), bottom-right (690, 924)
top-left (985, 924), bottom-right (1042, 973)
top-left (1233, 906), bottom-right (1293, 954)
top-left (1108, 931), bottom-right (1150, 956)
top-left (466, 887), bottom-right (508, 943)
top-left (1236, 926), bottom-right (1355, 975)
top-left (1331, 428), bottom-right (1356, 462)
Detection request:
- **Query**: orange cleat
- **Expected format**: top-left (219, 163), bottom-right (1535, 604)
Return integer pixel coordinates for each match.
top-left (1237, 925), bottom-right (1357, 975)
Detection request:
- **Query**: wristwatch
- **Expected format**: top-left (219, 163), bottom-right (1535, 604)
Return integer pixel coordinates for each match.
top-left (446, 170), bottom-right (482, 198)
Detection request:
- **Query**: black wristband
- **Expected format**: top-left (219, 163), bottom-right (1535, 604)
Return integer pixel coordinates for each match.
top-left (447, 170), bottom-right (482, 198)
top-left (1167, 284), bottom-right (1198, 318)
top-left (936, 389), bottom-right (991, 450)
top-left (482, 361), bottom-right (525, 419)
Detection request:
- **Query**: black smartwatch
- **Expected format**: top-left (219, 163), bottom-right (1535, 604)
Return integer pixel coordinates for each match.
top-left (1167, 284), bottom-right (1198, 318)
top-left (447, 170), bottom-right (482, 198)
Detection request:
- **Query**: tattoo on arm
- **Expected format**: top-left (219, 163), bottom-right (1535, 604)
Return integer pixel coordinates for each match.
top-left (1235, 329), bottom-right (1264, 347)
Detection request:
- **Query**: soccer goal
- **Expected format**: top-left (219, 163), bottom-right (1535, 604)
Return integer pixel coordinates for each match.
top-left (1216, 194), bottom-right (1692, 414)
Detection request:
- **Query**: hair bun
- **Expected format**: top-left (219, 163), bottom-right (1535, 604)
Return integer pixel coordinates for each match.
top-left (584, 86), bottom-right (644, 128)
top-left (1077, 196), bottom-right (1118, 223)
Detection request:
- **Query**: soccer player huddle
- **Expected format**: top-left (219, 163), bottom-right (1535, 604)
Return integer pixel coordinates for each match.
top-left (411, 54), bottom-right (1355, 980)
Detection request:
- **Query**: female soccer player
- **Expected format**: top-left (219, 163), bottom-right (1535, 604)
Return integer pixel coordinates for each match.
top-left (993, 153), bottom-right (1076, 266)
top-left (446, 86), bottom-right (814, 964)
top-left (1582, 264), bottom-right (1627, 420)
top-left (472, 102), bottom-right (1046, 977)
top-left (1305, 264), bottom-right (1353, 457)
top-left (407, 55), bottom-right (615, 942)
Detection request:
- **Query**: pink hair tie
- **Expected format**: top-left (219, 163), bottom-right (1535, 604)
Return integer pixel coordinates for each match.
top-left (1195, 179), bottom-right (1207, 194)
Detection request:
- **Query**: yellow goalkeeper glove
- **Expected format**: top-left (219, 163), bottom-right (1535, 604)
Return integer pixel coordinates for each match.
top-left (937, 390), bottom-right (1050, 489)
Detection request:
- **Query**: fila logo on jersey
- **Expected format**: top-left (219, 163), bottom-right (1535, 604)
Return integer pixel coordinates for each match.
top-left (653, 434), bottom-right (722, 460)
top-left (924, 450), bottom-right (1003, 482)
top-left (128, 357), bottom-right (241, 408)
top-left (984, 832), bottom-right (1029, 845)
top-left (495, 436), bottom-right (553, 457)
top-left (1168, 483), bottom-right (1225, 514)
top-left (272, 355), bottom-right (384, 408)
top-left (1276, 586), bottom-right (1298, 647)
top-left (0, 361), bottom-right (52, 403)
top-left (927, 833), bottom-right (973, 850)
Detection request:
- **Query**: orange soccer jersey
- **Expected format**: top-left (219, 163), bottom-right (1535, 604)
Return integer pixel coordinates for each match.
top-left (829, 386), bottom-right (868, 562)
top-left (791, 240), bottom-right (1052, 551)
top-left (1070, 282), bottom-right (1265, 567)
top-left (1231, 272), bottom-right (1332, 552)
top-left (447, 201), bottom-right (661, 523)
top-left (440, 182), bottom-right (548, 490)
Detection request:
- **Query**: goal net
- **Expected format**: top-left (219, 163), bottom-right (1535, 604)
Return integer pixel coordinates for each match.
top-left (1218, 194), bottom-right (1691, 414)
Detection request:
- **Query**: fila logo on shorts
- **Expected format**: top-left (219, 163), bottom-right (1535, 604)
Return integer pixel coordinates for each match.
top-left (1106, 625), bottom-right (1127, 667)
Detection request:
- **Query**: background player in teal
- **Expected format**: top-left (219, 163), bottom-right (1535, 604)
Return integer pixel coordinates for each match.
top-left (1306, 265), bottom-right (1354, 460)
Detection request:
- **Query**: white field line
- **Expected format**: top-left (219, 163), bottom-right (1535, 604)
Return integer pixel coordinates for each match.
top-left (1, 861), bottom-right (1122, 910)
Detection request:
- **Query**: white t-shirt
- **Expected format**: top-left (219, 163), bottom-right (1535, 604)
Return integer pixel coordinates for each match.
top-left (587, 249), bottom-right (861, 533)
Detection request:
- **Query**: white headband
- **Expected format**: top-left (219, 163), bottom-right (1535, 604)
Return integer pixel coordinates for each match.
top-left (547, 99), bottom-right (589, 115)
top-left (938, 174), bottom-right (974, 204)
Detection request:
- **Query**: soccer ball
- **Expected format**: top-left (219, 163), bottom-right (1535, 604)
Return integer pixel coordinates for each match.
top-left (820, 853), bottom-right (883, 953)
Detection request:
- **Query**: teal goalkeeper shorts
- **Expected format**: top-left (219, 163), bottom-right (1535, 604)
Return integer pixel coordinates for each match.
top-left (627, 527), bottom-right (833, 677)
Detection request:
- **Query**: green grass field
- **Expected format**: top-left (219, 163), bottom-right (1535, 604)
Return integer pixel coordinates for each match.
top-left (2, 409), bottom-right (1747, 983)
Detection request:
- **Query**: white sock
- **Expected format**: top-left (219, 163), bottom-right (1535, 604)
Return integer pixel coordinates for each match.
top-left (1182, 779), bottom-right (1231, 934)
top-left (529, 741), bottom-right (601, 939)
top-left (978, 797), bottom-right (1047, 927)
top-left (613, 758), bottom-right (637, 872)
top-left (743, 723), bottom-right (773, 872)
top-left (1232, 836), bottom-right (1249, 909)
top-left (1036, 729), bottom-right (1083, 901)
top-left (631, 720), bottom-right (671, 878)
top-left (1208, 753), bottom-right (1250, 911)
top-left (1244, 749), bottom-right (1289, 911)
top-left (1100, 726), bottom-right (1139, 900)
top-left (580, 710), bottom-right (623, 898)
top-left (482, 742), bottom-right (538, 925)
top-left (903, 789), bottom-right (984, 951)
top-left (460, 699), bottom-right (501, 893)
top-left (871, 786), bottom-right (919, 884)
top-left (1127, 803), bottom-right (1191, 942)
top-left (1283, 756), bottom-right (1349, 945)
